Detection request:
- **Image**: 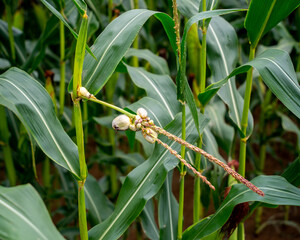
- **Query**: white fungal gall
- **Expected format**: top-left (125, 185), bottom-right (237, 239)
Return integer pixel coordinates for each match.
top-left (144, 128), bottom-right (158, 143)
top-left (137, 108), bottom-right (148, 118)
top-left (112, 115), bottom-right (131, 131)
top-left (78, 87), bottom-right (92, 98)
top-left (135, 115), bottom-right (141, 122)
top-left (129, 123), bottom-right (137, 131)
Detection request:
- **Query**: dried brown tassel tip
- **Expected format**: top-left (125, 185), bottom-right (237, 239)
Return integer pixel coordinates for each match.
top-left (154, 138), bottom-right (215, 190)
top-left (146, 124), bottom-right (265, 197)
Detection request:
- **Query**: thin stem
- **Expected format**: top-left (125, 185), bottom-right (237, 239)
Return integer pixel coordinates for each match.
top-left (193, 137), bottom-right (203, 222)
top-left (0, 106), bottom-right (16, 186)
top-left (194, 0), bottom-right (206, 223)
top-left (83, 101), bottom-right (88, 142)
top-left (59, 13), bottom-right (66, 116)
top-left (238, 45), bottom-right (255, 177)
top-left (74, 102), bottom-right (87, 180)
top-left (132, 0), bottom-right (139, 68)
top-left (5, 3), bottom-right (16, 62)
top-left (83, 96), bottom-right (136, 118)
top-left (108, 0), bottom-right (113, 21)
top-left (78, 180), bottom-right (88, 239)
top-left (237, 45), bottom-right (255, 240)
top-left (177, 104), bottom-right (186, 240)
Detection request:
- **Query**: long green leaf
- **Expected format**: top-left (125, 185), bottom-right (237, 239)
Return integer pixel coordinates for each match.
top-left (182, 175), bottom-right (300, 240)
top-left (0, 68), bottom-right (80, 179)
top-left (82, 9), bottom-right (177, 95)
top-left (206, 16), bottom-right (253, 137)
top-left (201, 49), bottom-right (300, 119)
top-left (88, 112), bottom-right (204, 240)
top-left (0, 184), bottom-right (64, 240)
top-left (125, 48), bottom-right (170, 75)
top-left (245, 0), bottom-right (300, 48)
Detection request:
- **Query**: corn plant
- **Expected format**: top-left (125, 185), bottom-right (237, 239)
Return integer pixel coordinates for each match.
top-left (0, 0), bottom-right (300, 240)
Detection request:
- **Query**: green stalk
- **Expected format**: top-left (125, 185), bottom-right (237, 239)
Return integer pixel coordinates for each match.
top-left (238, 46), bottom-right (255, 177)
top-left (177, 104), bottom-right (186, 240)
top-left (74, 101), bottom-right (88, 239)
top-left (83, 101), bottom-right (88, 142)
top-left (59, 14), bottom-right (66, 116)
top-left (237, 45), bottom-right (255, 240)
top-left (73, 13), bottom-right (88, 240)
top-left (5, 3), bottom-right (16, 62)
top-left (108, 0), bottom-right (113, 21)
top-left (193, 137), bottom-right (203, 222)
top-left (78, 179), bottom-right (88, 240)
top-left (194, 0), bottom-right (206, 223)
top-left (0, 106), bottom-right (16, 186)
top-left (132, 0), bottom-right (139, 97)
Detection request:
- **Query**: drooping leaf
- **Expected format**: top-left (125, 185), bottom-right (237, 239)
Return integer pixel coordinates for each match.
top-left (0, 68), bottom-right (80, 179)
top-left (85, 175), bottom-right (114, 226)
top-left (88, 112), bottom-right (203, 240)
top-left (245, 0), bottom-right (300, 48)
top-left (182, 175), bottom-right (300, 240)
top-left (81, 9), bottom-right (177, 95)
top-left (206, 16), bottom-right (253, 137)
top-left (0, 184), bottom-right (64, 240)
top-left (126, 65), bottom-right (181, 120)
top-left (201, 49), bottom-right (300, 119)
top-left (125, 48), bottom-right (170, 75)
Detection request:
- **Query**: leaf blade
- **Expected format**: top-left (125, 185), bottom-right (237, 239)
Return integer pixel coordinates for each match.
top-left (0, 68), bottom-right (80, 178)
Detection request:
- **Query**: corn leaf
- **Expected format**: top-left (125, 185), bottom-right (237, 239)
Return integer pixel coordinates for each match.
top-left (0, 68), bottom-right (81, 179)
top-left (0, 184), bottom-right (64, 239)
